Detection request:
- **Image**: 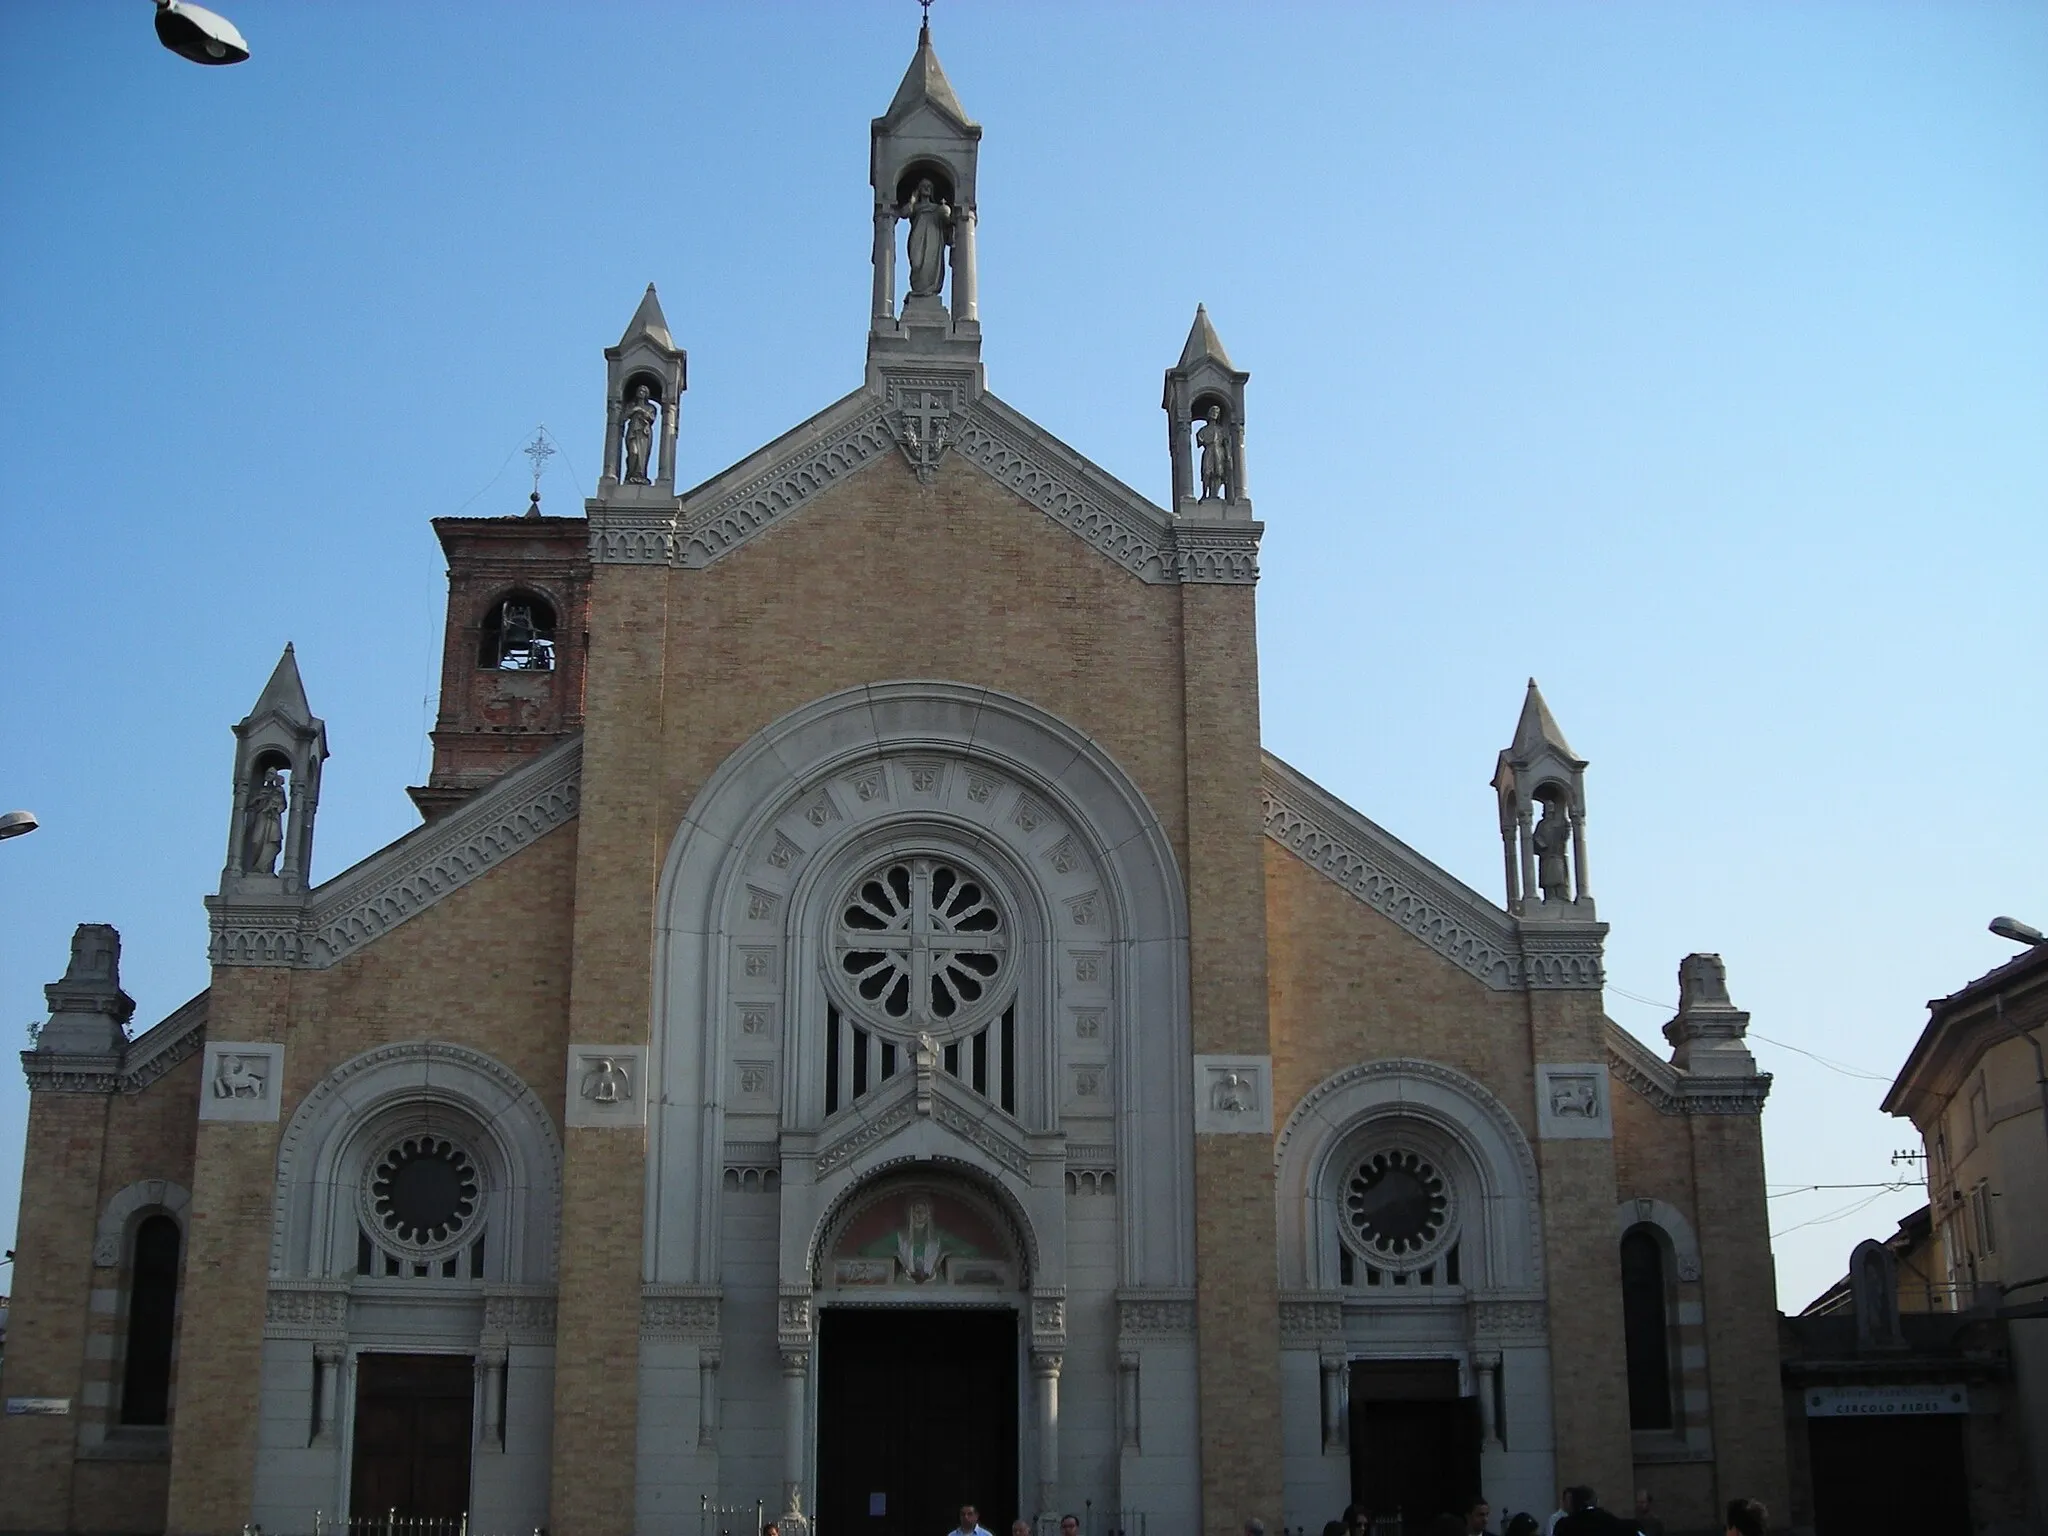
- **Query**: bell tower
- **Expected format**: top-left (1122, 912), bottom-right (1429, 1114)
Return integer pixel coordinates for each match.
top-left (1491, 678), bottom-right (1594, 918)
top-left (868, 18), bottom-right (983, 373)
top-left (1163, 304), bottom-right (1253, 519)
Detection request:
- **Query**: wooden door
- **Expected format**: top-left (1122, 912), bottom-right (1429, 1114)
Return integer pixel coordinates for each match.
top-left (350, 1353), bottom-right (476, 1527)
top-left (818, 1307), bottom-right (1019, 1536)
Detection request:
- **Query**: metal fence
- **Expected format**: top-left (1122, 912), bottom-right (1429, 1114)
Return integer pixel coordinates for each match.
top-left (701, 1496), bottom-right (768, 1536)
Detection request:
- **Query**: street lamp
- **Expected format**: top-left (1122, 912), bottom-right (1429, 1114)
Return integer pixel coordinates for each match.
top-left (1989, 916), bottom-right (2046, 948)
top-left (0, 810), bottom-right (38, 841)
top-left (154, 1), bottom-right (249, 66)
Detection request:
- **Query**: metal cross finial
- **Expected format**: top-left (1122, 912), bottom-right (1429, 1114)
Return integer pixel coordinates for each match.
top-left (920, 0), bottom-right (932, 32)
top-left (522, 427), bottom-right (557, 494)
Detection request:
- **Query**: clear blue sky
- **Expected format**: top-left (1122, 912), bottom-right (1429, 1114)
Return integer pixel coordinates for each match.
top-left (1, 2), bottom-right (2042, 1312)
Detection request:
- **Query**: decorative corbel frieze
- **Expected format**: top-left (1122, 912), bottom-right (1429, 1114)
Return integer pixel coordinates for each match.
top-left (641, 1284), bottom-right (722, 1342)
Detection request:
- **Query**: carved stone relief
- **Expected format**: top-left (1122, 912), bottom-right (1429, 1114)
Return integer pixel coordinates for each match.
top-left (565, 1043), bottom-right (647, 1129)
top-left (199, 1040), bottom-right (284, 1123)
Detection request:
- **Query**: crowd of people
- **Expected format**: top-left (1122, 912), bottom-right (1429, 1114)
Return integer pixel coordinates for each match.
top-left (1295, 1487), bottom-right (1771, 1536)
top-left (872, 1490), bottom-right (1772, 1536)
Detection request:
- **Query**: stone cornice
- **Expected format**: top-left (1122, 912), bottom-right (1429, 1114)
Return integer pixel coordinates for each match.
top-left (1261, 753), bottom-right (1606, 990)
top-left (643, 383), bottom-right (1258, 584)
top-left (1605, 1020), bottom-right (1771, 1117)
top-left (22, 991), bottom-right (208, 1096)
top-left (210, 738), bottom-right (582, 971)
top-left (1261, 754), bottom-right (1520, 989)
top-left (673, 390), bottom-right (897, 568)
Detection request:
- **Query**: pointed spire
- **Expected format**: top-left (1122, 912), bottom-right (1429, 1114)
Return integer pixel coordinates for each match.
top-left (250, 643), bottom-right (312, 724)
top-left (885, 18), bottom-right (974, 127)
top-left (1510, 677), bottom-right (1577, 761)
top-left (1178, 304), bottom-right (1236, 370)
top-left (619, 283), bottom-right (674, 351)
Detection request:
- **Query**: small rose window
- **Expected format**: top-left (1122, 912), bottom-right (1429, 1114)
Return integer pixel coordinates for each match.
top-left (1342, 1149), bottom-right (1456, 1271)
top-left (831, 856), bottom-right (1010, 1039)
top-left (366, 1136), bottom-right (480, 1256)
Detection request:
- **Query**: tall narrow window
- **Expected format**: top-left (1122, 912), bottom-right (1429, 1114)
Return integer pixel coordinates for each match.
top-left (1620, 1225), bottom-right (1674, 1430)
top-left (120, 1215), bottom-right (181, 1425)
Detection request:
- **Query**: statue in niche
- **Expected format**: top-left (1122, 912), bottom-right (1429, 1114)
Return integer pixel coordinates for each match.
top-left (1531, 797), bottom-right (1571, 902)
top-left (243, 766), bottom-right (287, 876)
top-left (1852, 1238), bottom-right (1904, 1349)
top-left (622, 383), bottom-right (658, 484)
top-left (1196, 405), bottom-right (1235, 501)
top-left (902, 177), bottom-right (952, 300)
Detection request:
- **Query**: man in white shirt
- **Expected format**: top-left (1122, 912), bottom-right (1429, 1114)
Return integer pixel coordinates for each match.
top-left (951, 1505), bottom-right (993, 1536)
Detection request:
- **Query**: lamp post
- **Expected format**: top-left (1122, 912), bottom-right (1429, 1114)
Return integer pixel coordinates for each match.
top-left (0, 810), bottom-right (38, 841)
top-left (153, 1), bottom-right (248, 66)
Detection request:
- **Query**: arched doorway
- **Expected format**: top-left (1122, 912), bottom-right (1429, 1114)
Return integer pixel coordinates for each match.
top-left (814, 1177), bottom-right (1026, 1536)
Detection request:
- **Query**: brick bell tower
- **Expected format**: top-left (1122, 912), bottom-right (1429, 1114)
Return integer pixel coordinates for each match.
top-left (408, 444), bottom-right (593, 820)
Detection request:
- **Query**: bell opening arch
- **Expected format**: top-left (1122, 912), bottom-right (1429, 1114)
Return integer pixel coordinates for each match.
top-left (648, 681), bottom-right (1193, 1291)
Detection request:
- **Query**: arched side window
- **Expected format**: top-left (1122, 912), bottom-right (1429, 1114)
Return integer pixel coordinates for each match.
top-left (478, 590), bottom-right (558, 671)
top-left (1620, 1223), bottom-right (1675, 1430)
top-left (120, 1214), bottom-right (182, 1426)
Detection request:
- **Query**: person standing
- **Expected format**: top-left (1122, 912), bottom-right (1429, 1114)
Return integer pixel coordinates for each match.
top-left (1632, 1492), bottom-right (1663, 1536)
top-left (949, 1505), bottom-right (993, 1536)
top-left (1723, 1501), bottom-right (1767, 1536)
top-left (1544, 1491), bottom-right (1571, 1536)
top-left (1463, 1497), bottom-right (1493, 1535)
top-left (1554, 1487), bottom-right (1633, 1536)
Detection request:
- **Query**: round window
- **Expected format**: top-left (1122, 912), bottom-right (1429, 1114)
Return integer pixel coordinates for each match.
top-left (359, 1134), bottom-right (481, 1260)
top-left (828, 855), bottom-right (1011, 1041)
top-left (1340, 1149), bottom-right (1459, 1273)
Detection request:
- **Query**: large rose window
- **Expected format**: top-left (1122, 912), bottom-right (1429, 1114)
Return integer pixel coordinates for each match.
top-left (1340, 1148), bottom-right (1458, 1273)
top-left (358, 1134), bottom-right (481, 1262)
top-left (830, 856), bottom-right (1011, 1040)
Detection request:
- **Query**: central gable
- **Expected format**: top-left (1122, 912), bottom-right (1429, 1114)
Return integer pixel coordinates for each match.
top-left (593, 382), bottom-right (1260, 585)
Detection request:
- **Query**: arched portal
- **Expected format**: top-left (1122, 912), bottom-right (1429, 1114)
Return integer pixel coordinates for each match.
top-left (647, 681), bottom-right (1193, 1522)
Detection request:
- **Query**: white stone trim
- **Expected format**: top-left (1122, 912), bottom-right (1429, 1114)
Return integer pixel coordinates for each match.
top-left (650, 681), bottom-right (1195, 1294)
top-left (1193, 1053), bottom-right (1273, 1134)
top-left (1275, 1058), bottom-right (1544, 1294)
top-left (1616, 1197), bottom-right (1703, 1283)
top-left (1261, 754), bottom-right (1520, 989)
top-left (271, 1040), bottom-right (562, 1284)
top-left (673, 390), bottom-right (897, 568)
top-left (1605, 1021), bottom-right (1771, 1117)
top-left (207, 737), bottom-right (581, 972)
top-left (660, 383), bottom-right (1260, 584)
top-left (1534, 1062), bottom-right (1612, 1140)
top-left (92, 1180), bottom-right (193, 1268)
top-left (199, 1041), bottom-right (285, 1122)
top-left (564, 1043), bottom-right (648, 1128)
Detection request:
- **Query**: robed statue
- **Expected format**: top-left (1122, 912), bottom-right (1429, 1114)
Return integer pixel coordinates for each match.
top-left (1197, 405), bottom-right (1235, 501)
top-left (244, 767), bottom-right (287, 876)
top-left (622, 383), bottom-right (658, 484)
top-left (903, 177), bottom-right (952, 300)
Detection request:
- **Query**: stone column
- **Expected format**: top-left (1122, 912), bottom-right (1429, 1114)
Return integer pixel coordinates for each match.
top-left (312, 1345), bottom-right (344, 1447)
top-left (1516, 810), bottom-right (1536, 912)
top-left (1569, 804), bottom-right (1591, 902)
top-left (602, 399), bottom-right (623, 484)
top-left (1319, 1353), bottom-right (1346, 1453)
top-left (1032, 1351), bottom-right (1062, 1514)
top-left (780, 1349), bottom-right (811, 1513)
top-left (697, 1349), bottom-right (721, 1448)
top-left (951, 206), bottom-right (979, 325)
top-left (479, 1350), bottom-right (507, 1451)
top-left (872, 205), bottom-right (896, 324)
top-left (1118, 1350), bottom-right (1141, 1451)
top-left (1474, 1352), bottom-right (1502, 1451)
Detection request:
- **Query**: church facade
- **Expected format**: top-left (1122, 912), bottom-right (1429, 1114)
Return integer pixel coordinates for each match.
top-left (1, 31), bottom-right (1787, 1536)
